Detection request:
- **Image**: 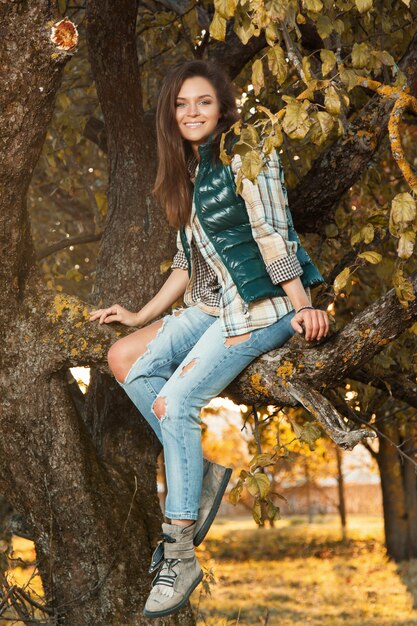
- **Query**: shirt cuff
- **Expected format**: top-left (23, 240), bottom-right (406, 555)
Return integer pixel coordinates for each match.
top-left (266, 254), bottom-right (303, 284)
top-left (171, 250), bottom-right (188, 270)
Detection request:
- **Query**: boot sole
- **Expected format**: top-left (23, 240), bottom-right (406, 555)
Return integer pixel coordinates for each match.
top-left (143, 570), bottom-right (204, 618)
top-left (193, 467), bottom-right (232, 547)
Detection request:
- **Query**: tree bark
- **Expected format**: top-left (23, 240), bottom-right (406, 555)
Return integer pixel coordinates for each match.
top-left (0, 2), bottom-right (195, 623)
top-left (335, 446), bottom-right (347, 541)
top-left (377, 420), bottom-right (410, 561)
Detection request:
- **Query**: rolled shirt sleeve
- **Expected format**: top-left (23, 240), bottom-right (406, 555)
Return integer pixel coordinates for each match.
top-left (231, 150), bottom-right (303, 285)
top-left (171, 230), bottom-right (189, 271)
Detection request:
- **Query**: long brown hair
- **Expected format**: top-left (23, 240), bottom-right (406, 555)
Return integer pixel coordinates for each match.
top-left (152, 60), bottom-right (241, 230)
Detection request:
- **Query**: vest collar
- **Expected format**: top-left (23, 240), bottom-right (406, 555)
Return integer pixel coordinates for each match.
top-left (197, 131), bottom-right (215, 160)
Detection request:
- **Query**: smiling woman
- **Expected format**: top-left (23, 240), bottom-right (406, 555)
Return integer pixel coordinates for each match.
top-left (175, 78), bottom-right (221, 145)
top-left (89, 59), bottom-right (329, 619)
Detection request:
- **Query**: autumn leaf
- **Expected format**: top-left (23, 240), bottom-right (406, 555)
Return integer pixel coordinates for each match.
top-left (252, 58), bottom-right (264, 96)
top-left (334, 267), bottom-right (351, 294)
top-left (357, 251), bottom-right (382, 264)
top-left (320, 49), bottom-right (337, 76)
top-left (282, 101), bottom-right (311, 140)
top-left (209, 11), bottom-right (226, 41)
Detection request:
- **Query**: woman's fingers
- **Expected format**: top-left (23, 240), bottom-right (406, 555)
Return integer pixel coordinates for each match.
top-left (89, 306), bottom-right (120, 324)
top-left (299, 310), bottom-right (329, 341)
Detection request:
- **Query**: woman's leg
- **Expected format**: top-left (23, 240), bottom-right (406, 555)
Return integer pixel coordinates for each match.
top-left (112, 306), bottom-right (217, 443)
top-left (152, 309), bottom-right (297, 522)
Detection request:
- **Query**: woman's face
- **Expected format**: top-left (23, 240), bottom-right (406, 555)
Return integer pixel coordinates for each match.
top-left (175, 76), bottom-right (221, 151)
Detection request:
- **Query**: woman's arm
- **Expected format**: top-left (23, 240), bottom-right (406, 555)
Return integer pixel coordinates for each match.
top-left (279, 275), bottom-right (329, 341)
top-left (135, 268), bottom-right (189, 326)
top-left (89, 229), bottom-right (190, 329)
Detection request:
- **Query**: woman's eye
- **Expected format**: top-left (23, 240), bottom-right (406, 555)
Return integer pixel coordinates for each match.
top-left (175, 100), bottom-right (212, 107)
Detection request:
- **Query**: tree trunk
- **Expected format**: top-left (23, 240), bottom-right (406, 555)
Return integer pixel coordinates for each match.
top-left (335, 446), bottom-right (347, 541)
top-left (0, 2), bottom-right (195, 623)
top-left (377, 420), bottom-right (410, 561)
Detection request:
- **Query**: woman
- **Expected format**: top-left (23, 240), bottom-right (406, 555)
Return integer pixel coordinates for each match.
top-left (89, 60), bottom-right (329, 618)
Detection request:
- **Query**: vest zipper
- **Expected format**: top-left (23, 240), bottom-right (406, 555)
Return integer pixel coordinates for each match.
top-left (193, 159), bottom-right (251, 307)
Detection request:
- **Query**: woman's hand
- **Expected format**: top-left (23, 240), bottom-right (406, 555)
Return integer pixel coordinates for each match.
top-left (291, 307), bottom-right (329, 342)
top-left (89, 304), bottom-right (139, 327)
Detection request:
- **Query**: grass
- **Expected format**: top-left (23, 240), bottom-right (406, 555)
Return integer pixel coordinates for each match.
top-left (191, 514), bottom-right (417, 626)
top-left (4, 515), bottom-right (417, 625)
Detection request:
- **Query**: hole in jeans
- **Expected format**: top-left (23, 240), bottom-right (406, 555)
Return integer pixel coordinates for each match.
top-left (224, 332), bottom-right (252, 347)
top-left (180, 358), bottom-right (198, 377)
top-left (119, 317), bottom-right (167, 385)
top-left (152, 396), bottom-right (167, 421)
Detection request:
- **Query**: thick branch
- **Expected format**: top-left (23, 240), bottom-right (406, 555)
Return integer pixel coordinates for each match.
top-left (226, 269), bottom-right (417, 407)
top-left (0, 4), bottom-right (76, 314)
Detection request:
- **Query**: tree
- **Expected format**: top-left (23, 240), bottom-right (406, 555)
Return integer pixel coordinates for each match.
top-left (2, 0), bottom-right (417, 623)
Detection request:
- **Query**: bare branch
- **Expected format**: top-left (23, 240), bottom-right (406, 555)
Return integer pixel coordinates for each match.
top-left (37, 232), bottom-right (102, 260)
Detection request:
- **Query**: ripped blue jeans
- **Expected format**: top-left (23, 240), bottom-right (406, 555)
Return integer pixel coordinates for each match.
top-left (117, 305), bottom-right (296, 520)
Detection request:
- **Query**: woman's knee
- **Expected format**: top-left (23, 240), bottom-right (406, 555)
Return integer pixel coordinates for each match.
top-left (107, 339), bottom-right (130, 382)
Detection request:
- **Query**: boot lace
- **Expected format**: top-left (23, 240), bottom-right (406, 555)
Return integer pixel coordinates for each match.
top-left (150, 557), bottom-right (181, 598)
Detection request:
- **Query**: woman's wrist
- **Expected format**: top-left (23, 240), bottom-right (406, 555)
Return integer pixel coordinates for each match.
top-left (295, 304), bottom-right (315, 314)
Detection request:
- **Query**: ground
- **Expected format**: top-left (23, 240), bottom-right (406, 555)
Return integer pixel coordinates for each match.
top-left (3, 515), bottom-right (417, 625)
top-left (191, 515), bottom-right (417, 626)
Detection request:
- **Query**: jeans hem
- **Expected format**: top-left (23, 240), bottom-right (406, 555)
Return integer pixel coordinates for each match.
top-left (164, 512), bottom-right (199, 520)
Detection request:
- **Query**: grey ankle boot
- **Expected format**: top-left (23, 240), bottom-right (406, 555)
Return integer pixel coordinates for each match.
top-left (143, 522), bottom-right (203, 618)
top-left (148, 459), bottom-right (232, 574)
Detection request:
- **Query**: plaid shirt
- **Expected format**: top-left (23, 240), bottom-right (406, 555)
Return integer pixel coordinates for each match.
top-left (171, 149), bottom-right (311, 338)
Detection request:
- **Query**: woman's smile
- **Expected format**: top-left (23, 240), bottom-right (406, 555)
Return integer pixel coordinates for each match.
top-left (175, 76), bottom-right (221, 153)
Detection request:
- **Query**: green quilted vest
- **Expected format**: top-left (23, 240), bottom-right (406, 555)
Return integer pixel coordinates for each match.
top-left (179, 136), bottom-right (325, 304)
